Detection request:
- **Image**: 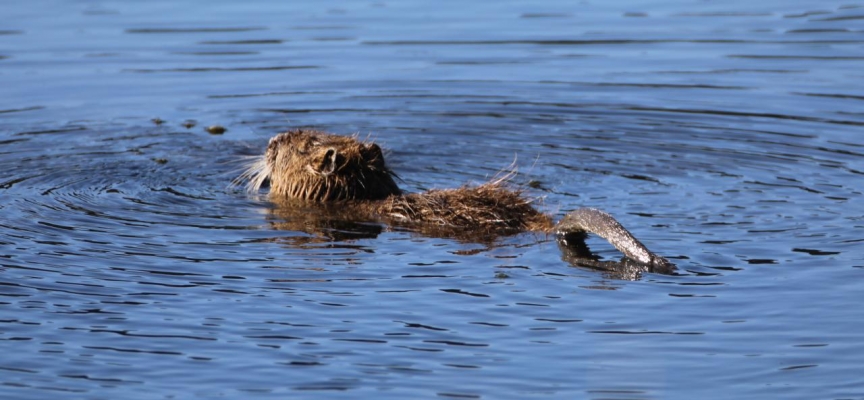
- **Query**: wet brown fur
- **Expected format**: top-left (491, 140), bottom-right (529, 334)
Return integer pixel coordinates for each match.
top-left (239, 129), bottom-right (554, 238)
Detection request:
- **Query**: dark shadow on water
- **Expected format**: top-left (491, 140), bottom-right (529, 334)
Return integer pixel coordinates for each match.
top-left (125, 27), bottom-right (267, 34)
top-left (124, 65), bottom-right (320, 73)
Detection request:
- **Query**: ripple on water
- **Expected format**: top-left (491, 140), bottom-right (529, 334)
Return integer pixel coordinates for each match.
top-left (2, 0), bottom-right (864, 398)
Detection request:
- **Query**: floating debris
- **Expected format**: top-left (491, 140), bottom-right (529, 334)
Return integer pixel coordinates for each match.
top-left (206, 125), bottom-right (227, 135)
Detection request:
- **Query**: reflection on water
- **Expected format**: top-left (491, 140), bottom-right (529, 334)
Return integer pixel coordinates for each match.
top-left (2, 0), bottom-right (864, 399)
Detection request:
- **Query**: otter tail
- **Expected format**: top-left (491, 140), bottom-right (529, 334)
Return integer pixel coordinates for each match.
top-left (555, 208), bottom-right (673, 270)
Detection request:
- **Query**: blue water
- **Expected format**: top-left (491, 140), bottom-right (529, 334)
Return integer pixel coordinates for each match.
top-left (2, 1), bottom-right (863, 398)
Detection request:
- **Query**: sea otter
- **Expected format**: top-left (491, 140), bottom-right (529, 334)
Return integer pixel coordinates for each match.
top-left (237, 129), bottom-right (674, 271)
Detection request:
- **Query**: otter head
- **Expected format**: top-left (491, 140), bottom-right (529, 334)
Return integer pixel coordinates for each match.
top-left (241, 129), bottom-right (401, 202)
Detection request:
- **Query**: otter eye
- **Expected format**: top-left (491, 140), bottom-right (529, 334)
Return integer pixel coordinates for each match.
top-left (295, 140), bottom-right (313, 155)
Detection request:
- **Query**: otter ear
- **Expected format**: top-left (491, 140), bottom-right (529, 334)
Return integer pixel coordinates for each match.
top-left (364, 143), bottom-right (385, 161)
top-left (313, 147), bottom-right (339, 174)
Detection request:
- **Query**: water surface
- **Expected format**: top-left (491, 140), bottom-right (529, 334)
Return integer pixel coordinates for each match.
top-left (1, 1), bottom-right (863, 398)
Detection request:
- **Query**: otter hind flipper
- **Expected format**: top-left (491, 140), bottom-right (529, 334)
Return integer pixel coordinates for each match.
top-left (555, 208), bottom-right (673, 270)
